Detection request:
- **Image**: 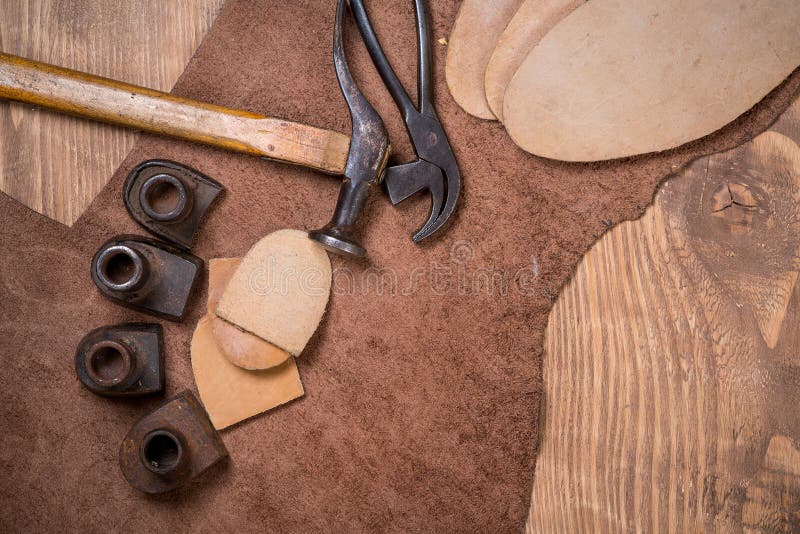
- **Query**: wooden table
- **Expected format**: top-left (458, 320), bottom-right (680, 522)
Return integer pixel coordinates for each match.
top-left (527, 99), bottom-right (800, 532)
top-left (0, 0), bottom-right (223, 225)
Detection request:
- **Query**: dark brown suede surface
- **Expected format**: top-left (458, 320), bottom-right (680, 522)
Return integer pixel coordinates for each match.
top-left (1, 1), bottom-right (799, 531)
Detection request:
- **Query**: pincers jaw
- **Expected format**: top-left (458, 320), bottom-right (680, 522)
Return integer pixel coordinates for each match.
top-left (383, 159), bottom-right (453, 242)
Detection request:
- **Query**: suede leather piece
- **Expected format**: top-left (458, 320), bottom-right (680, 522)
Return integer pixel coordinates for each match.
top-left (0, 1), bottom-right (798, 531)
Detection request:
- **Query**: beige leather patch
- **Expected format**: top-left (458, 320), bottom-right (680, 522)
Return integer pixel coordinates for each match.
top-left (207, 258), bottom-right (289, 370)
top-left (191, 316), bottom-right (304, 430)
top-left (503, 0), bottom-right (800, 161)
top-left (206, 258), bottom-right (240, 310)
top-left (484, 0), bottom-right (584, 121)
top-left (211, 317), bottom-right (290, 370)
top-left (445, 0), bottom-right (524, 120)
top-left (216, 230), bottom-right (332, 356)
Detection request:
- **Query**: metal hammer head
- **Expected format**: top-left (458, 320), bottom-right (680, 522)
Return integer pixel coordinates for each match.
top-left (311, 0), bottom-right (460, 256)
top-left (308, 0), bottom-right (390, 258)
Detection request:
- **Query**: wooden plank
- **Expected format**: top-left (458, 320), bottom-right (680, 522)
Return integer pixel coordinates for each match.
top-left (527, 97), bottom-right (800, 531)
top-left (0, 0), bottom-right (224, 226)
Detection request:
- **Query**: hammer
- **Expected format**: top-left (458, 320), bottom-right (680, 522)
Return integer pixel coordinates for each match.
top-left (0, 0), bottom-right (460, 258)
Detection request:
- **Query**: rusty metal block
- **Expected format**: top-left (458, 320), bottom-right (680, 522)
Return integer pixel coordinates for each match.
top-left (124, 160), bottom-right (224, 250)
top-left (119, 390), bottom-right (228, 494)
top-left (91, 235), bottom-right (203, 321)
top-left (75, 323), bottom-right (164, 397)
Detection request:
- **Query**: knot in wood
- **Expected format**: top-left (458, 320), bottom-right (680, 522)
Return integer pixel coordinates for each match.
top-left (710, 181), bottom-right (759, 233)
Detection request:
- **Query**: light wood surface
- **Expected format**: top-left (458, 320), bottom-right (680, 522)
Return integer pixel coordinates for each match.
top-left (0, 0), bottom-right (224, 225)
top-left (527, 97), bottom-right (800, 531)
top-left (0, 53), bottom-right (351, 174)
top-left (504, 0), bottom-right (800, 161)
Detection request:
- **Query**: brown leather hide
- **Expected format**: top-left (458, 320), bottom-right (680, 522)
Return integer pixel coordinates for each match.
top-left (1, 1), bottom-right (798, 531)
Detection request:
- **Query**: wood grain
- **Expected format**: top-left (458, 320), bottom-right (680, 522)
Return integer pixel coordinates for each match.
top-left (0, 0), bottom-right (224, 225)
top-left (0, 53), bottom-right (350, 174)
top-left (527, 98), bottom-right (800, 531)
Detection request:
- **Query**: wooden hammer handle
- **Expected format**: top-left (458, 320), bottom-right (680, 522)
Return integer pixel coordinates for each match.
top-left (0, 52), bottom-right (350, 174)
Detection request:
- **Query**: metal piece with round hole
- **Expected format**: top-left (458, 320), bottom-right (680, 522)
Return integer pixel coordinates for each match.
top-left (140, 430), bottom-right (189, 477)
top-left (139, 173), bottom-right (192, 222)
top-left (85, 340), bottom-right (134, 386)
top-left (94, 245), bottom-right (148, 292)
top-left (75, 323), bottom-right (164, 397)
top-left (120, 391), bottom-right (228, 494)
top-left (124, 160), bottom-right (224, 250)
top-left (91, 235), bottom-right (203, 321)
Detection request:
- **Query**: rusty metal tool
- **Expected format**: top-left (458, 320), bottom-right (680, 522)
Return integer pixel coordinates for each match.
top-left (0, 1), bottom-right (459, 257)
top-left (119, 390), bottom-right (227, 494)
top-left (75, 323), bottom-right (164, 397)
top-left (308, 0), bottom-right (390, 256)
top-left (348, 0), bottom-right (461, 241)
top-left (91, 235), bottom-right (203, 320)
top-left (124, 160), bottom-right (224, 250)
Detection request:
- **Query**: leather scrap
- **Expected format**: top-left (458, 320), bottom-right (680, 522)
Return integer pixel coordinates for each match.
top-left (207, 258), bottom-right (290, 370)
top-left (445, 0), bottom-right (524, 120)
top-left (191, 258), bottom-right (303, 430)
top-left (216, 230), bottom-right (332, 357)
top-left (503, 0), bottom-right (800, 161)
